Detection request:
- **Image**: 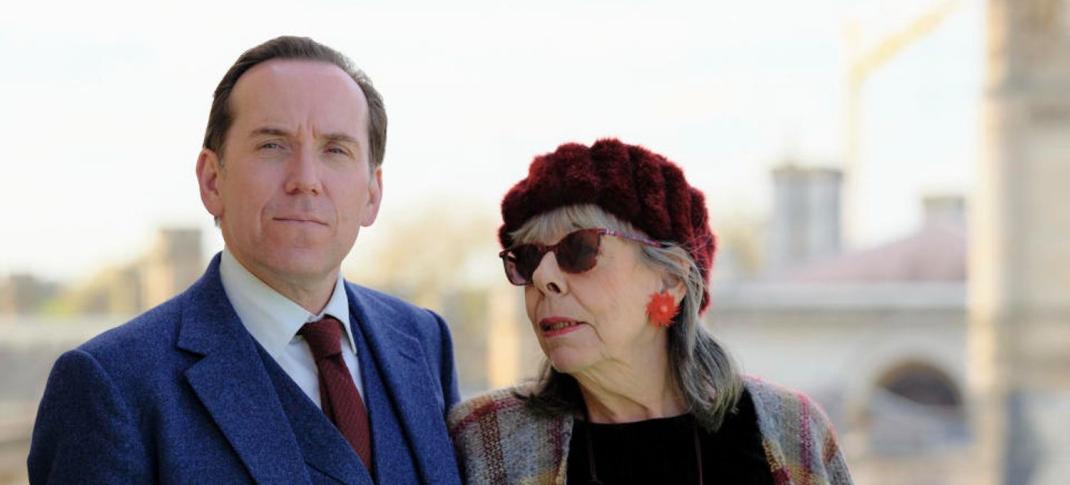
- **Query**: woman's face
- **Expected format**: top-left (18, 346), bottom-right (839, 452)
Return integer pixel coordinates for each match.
top-left (523, 226), bottom-right (670, 375)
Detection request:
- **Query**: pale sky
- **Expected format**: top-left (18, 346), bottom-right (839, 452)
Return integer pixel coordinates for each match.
top-left (0, 0), bottom-right (983, 283)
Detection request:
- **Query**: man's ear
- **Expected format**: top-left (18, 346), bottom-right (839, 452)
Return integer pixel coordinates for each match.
top-left (196, 149), bottom-right (225, 219)
top-left (360, 166), bottom-right (383, 227)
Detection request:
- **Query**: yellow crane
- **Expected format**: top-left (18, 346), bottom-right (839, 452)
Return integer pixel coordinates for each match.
top-left (842, 0), bottom-right (962, 246)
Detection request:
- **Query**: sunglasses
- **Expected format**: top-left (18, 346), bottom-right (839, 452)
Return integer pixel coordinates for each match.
top-left (499, 228), bottom-right (667, 285)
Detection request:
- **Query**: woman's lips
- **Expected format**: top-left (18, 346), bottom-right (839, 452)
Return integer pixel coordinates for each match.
top-left (539, 317), bottom-right (585, 337)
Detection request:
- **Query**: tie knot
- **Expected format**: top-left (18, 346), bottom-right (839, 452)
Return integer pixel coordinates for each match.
top-left (300, 316), bottom-right (344, 360)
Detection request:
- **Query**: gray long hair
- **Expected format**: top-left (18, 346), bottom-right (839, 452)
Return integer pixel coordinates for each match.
top-left (511, 204), bottom-right (743, 431)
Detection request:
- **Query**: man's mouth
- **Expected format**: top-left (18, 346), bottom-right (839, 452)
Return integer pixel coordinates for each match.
top-left (274, 216), bottom-right (327, 226)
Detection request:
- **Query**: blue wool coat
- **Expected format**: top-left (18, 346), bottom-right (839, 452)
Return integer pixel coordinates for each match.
top-left (28, 254), bottom-right (462, 484)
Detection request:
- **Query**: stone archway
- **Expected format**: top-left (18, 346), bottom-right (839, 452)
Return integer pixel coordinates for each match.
top-left (865, 360), bottom-right (969, 454)
top-left (876, 361), bottom-right (963, 407)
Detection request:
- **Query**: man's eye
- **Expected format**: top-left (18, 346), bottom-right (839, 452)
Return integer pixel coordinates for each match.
top-left (326, 146), bottom-right (349, 155)
top-left (259, 142), bottom-right (283, 150)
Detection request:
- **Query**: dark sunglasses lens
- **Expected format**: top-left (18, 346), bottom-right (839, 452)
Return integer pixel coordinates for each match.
top-left (502, 230), bottom-right (603, 284)
top-left (512, 245), bottom-right (544, 284)
top-left (558, 230), bottom-right (600, 273)
top-left (502, 255), bottom-right (526, 285)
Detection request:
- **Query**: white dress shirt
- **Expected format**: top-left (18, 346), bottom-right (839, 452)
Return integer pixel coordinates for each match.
top-left (219, 248), bottom-right (365, 407)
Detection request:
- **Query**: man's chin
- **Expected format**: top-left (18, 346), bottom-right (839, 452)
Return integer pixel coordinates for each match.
top-left (272, 254), bottom-right (340, 277)
top-left (246, 246), bottom-right (341, 282)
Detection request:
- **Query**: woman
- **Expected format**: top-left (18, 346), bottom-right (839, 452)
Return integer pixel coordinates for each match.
top-left (449, 139), bottom-right (852, 484)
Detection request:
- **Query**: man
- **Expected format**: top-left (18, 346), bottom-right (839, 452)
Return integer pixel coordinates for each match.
top-left (28, 36), bottom-right (462, 484)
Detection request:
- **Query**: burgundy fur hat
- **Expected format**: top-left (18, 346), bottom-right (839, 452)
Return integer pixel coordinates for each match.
top-left (499, 138), bottom-right (717, 312)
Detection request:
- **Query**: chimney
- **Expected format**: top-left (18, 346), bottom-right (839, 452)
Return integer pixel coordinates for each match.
top-left (767, 164), bottom-right (843, 271)
top-left (922, 194), bottom-right (966, 227)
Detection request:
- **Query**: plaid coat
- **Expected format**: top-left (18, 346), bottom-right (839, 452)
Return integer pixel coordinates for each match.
top-left (448, 376), bottom-right (853, 485)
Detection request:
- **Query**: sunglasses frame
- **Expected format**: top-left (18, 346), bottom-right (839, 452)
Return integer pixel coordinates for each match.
top-left (499, 227), bottom-right (668, 286)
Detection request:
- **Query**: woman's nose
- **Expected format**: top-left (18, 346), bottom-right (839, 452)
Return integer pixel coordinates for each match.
top-left (530, 251), bottom-right (567, 295)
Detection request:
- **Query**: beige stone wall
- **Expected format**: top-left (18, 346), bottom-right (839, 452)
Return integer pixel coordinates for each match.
top-left (972, 1), bottom-right (1070, 483)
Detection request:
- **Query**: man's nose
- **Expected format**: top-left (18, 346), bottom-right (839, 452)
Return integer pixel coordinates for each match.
top-left (284, 146), bottom-right (323, 195)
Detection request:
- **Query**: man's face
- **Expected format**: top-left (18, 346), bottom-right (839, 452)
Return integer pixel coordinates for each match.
top-left (197, 59), bottom-right (382, 288)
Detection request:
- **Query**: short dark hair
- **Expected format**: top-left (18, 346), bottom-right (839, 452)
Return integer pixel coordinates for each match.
top-left (202, 36), bottom-right (387, 166)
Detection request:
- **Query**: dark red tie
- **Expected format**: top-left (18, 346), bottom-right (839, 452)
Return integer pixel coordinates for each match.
top-left (300, 316), bottom-right (373, 470)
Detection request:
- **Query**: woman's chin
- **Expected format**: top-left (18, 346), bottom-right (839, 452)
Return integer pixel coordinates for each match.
top-left (546, 353), bottom-right (596, 375)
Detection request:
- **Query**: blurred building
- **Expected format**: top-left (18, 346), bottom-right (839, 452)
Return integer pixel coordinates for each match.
top-left (141, 228), bottom-right (204, 310)
top-left (39, 227), bottom-right (204, 317)
top-left (54, 264), bottom-right (142, 316)
top-left (0, 275), bottom-right (60, 316)
top-left (972, 1), bottom-right (1070, 483)
top-left (710, 160), bottom-right (979, 484)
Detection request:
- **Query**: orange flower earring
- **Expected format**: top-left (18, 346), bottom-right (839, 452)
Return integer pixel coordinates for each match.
top-left (646, 290), bottom-right (678, 327)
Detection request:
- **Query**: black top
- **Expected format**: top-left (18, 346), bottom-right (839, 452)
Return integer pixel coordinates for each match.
top-left (567, 389), bottom-right (774, 485)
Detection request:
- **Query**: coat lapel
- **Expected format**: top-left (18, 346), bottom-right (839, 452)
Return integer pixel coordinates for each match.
top-left (347, 284), bottom-right (458, 485)
top-left (177, 256), bottom-right (310, 484)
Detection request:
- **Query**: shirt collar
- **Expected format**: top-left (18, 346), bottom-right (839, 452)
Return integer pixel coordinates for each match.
top-left (219, 248), bottom-right (356, 359)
